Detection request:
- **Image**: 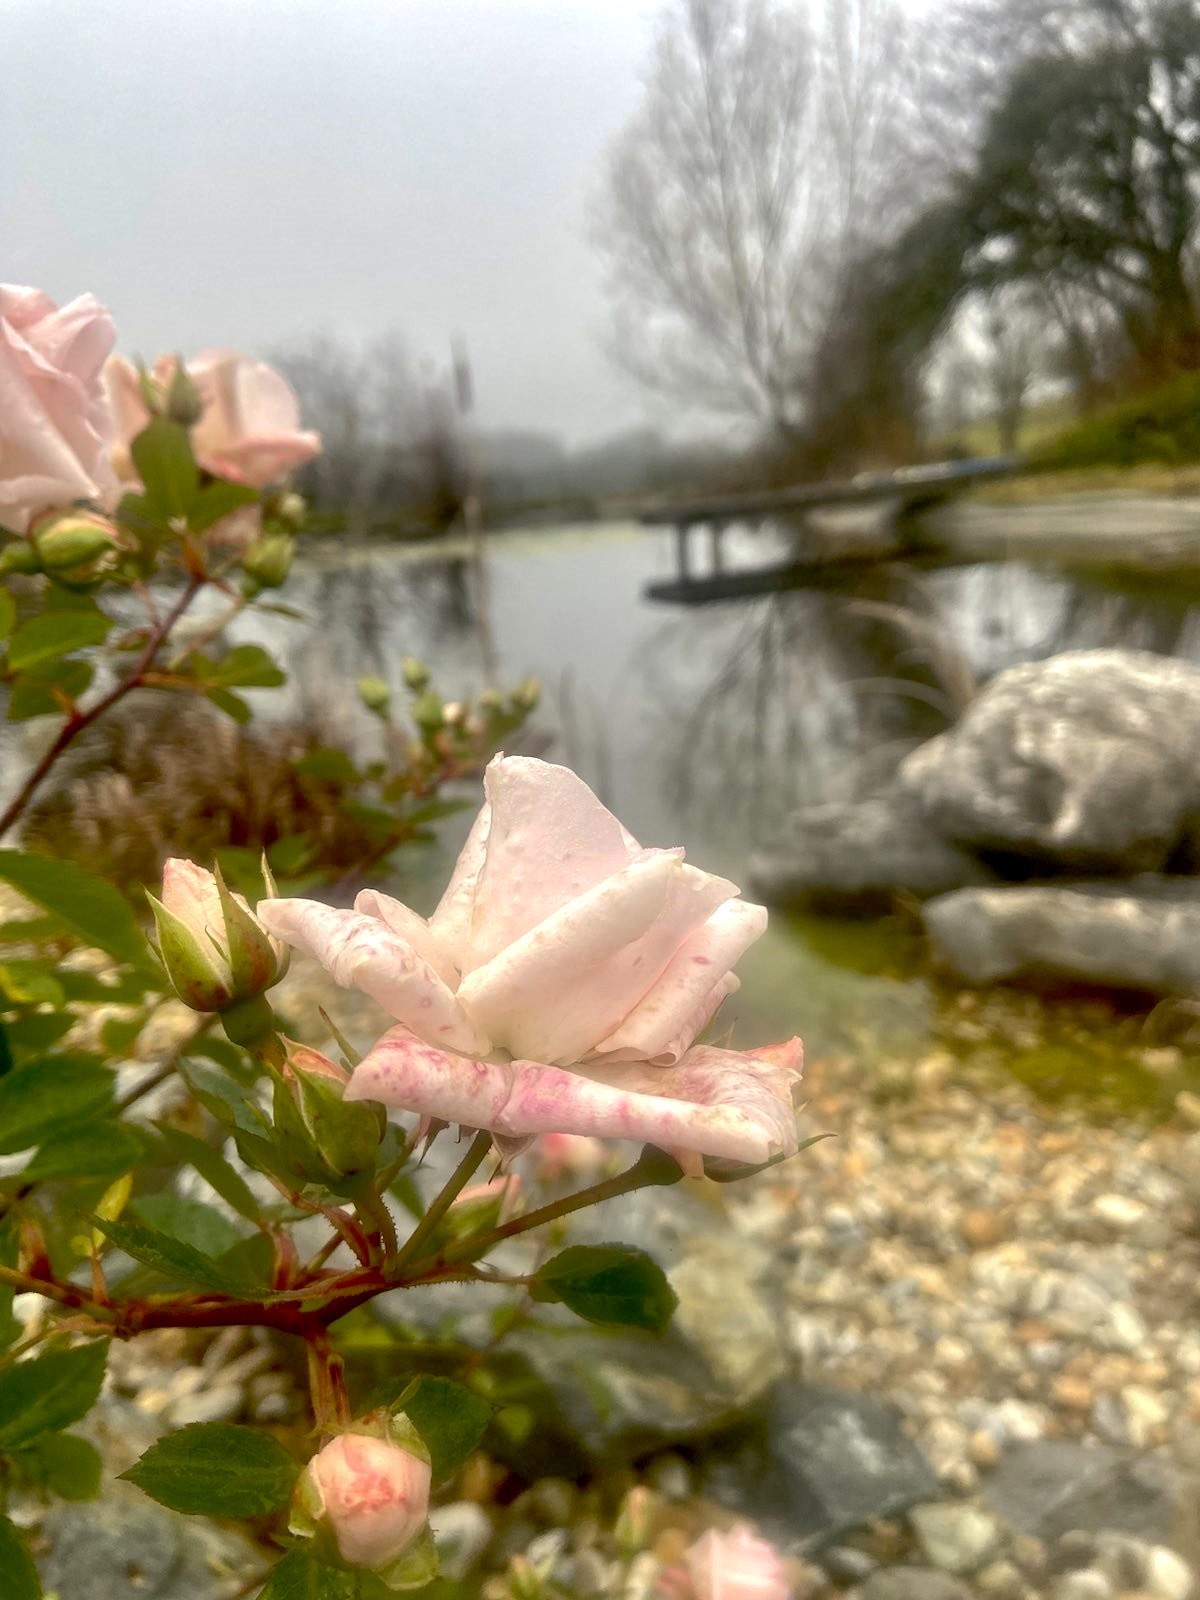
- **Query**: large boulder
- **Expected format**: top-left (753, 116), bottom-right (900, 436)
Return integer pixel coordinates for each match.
top-left (901, 651), bottom-right (1200, 872)
top-left (749, 787), bottom-right (993, 909)
top-left (923, 879), bottom-right (1200, 993)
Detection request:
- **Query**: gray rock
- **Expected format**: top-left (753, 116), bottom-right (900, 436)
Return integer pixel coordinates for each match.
top-left (428, 1501), bottom-right (494, 1580)
top-left (861, 1569), bottom-right (973, 1600)
top-left (981, 1441), bottom-right (1179, 1544)
top-left (764, 1383), bottom-right (941, 1544)
top-left (382, 1182), bottom-right (787, 1470)
top-left (37, 1486), bottom-right (258, 1599)
top-left (901, 649), bottom-right (1200, 870)
top-left (1052, 1573), bottom-right (1115, 1600)
top-left (749, 787), bottom-right (992, 908)
top-left (923, 879), bottom-right (1200, 994)
top-left (909, 1502), bottom-right (1004, 1574)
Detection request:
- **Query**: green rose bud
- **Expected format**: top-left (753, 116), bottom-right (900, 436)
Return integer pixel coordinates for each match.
top-left (241, 531), bottom-right (294, 589)
top-left (147, 858), bottom-right (286, 1015)
top-left (272, 1041), bottom-right (385, 1191)
top-left (357, 675), bottom-right (392, 718)
top-left (402, 656), bottom-right (430, 693)
top-left (29, 510), bottom-right (133, 589)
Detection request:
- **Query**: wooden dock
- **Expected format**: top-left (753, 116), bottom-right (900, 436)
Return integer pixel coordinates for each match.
top-left (636, 459), bottom-right (1200, 604)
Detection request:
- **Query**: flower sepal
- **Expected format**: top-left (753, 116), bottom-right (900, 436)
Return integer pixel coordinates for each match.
top-left (270, 1042), bottom-right (386, 1193)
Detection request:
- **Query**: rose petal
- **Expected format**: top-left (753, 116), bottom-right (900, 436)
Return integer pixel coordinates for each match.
top-left (458, 854), bottom-right (736, 1064)
top-left (354, 888), bottom-right (459, 988)
top-left (593, 899), bottom-right (767, 1062)
top-left (345, 1027), bottom-right (801, 1165)
top-left (257, 898), bottom-right (488, 1054)
top-left (427, 796), bottom-right (492, 960)
top-left (462, 755), bottom-right (641, 972)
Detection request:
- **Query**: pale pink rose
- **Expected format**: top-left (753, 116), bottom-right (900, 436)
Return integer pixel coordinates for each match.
top-left (189, 349), bottom-right (320, 486)
top-left (683, 1525), bottom-right (792, 1600)
top-left (257, 756), bottom-right (802, 1167)
top-left (104, 348), bottom-right (319, 489)
top-left (0, 284), bottom-right (119, 534)
top-left (304, 1433), bottom-right (431, 1570)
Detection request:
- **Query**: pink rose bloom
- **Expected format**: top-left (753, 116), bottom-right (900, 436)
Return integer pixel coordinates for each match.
top-left (0, 284), bottom-right (119, 534)
top-left (258, 756), bottom-right (802, 1168)
top-left (303, 1432), bottom-right (431, 1570)
top-left (684, 1525), bottom-right (792, 1600)
top-left (104, 349), bottom-right (320, 488)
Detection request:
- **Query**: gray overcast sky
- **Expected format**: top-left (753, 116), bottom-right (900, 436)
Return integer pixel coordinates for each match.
top-left (3, 0), bottom-right (665, 443)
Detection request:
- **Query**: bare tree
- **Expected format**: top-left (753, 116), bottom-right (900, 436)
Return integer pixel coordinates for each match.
top-left (598, 0), bottom-right (924, 441)
top-left (274, 334), bottom-right (466, 535)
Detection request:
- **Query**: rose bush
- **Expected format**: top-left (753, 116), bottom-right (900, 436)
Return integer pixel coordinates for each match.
top-left (258, 755), bottom-right (802, 1170)
top-left (0, 280), bottom-right (811, 1598)
top-left (0, 284), bottom-right (119, 534)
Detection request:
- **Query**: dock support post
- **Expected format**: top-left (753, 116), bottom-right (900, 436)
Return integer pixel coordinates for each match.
top-left (674, 522), bottom-right (691, 583)
top-left (708, 520), bottom-right (726, 574)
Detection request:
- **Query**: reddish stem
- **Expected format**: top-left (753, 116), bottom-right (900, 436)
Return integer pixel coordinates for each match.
top-left (0, 574), bottom-right (204, 839)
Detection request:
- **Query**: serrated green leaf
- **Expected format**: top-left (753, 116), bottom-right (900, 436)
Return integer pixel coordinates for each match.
top-left (13, 1431), bottom-right (103, 1500)
top-left (0, 589), bottom-right (16, 641)
top-left (258, 1551), bottom-right (358, 1599)
top-left (0, 1513), bottom-right (41, 1598)
top-left (393, 1376), bottom-right (491, 1486)
top-left (294, 748), bottom-right (362, 785)
top-left (157, 1126), bottom-right (260, 1219)
top-left (121, 1422), bottom-right (298, 1516)
top-left (131, 418), bottom-right (199, 520)
top-left (206, 684), bottom-right (253, 722)
top-left (7, 663), bottom-right (94, 720)
top-left (7, 609), bottom-right (111, 672)
top-left (0, 962), bottom-right (64, 1008)
top-left (0, 1340), bottom-right (108, 1449)
top-left (0, 851), bottom-right (150, 970)
top-left (208, 643), bottom-right (286, 689)
top-left (133, 1193), bottom-right (243, 1258)
top-left (0, 1055), bottom-right (114, 1155)
top-left (2, 1015), bottom-right (74, 1062)
top-left (529, 1244), bottom-right (677, 1332)
top-left (94, 1215), bottom-right (250, 1295)
top-left (189, 479), bottom-right (259, 533)
top-left (22, 1121), bottom-right (142, 1183)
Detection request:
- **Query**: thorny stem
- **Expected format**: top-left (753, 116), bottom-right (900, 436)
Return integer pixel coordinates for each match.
top-left (306, 1328), bottom-right (351, 1434)
top-left (354, 1185), bottom-right (400, 1268)
top-left (386, 1130), bottom-right (492, 1273)
top-left (0, 574), bottom-right (205, 840)
top-left (166, 592), bottom-right (249, 671)
top-left (1, 1150), bottom-right (680, 1341)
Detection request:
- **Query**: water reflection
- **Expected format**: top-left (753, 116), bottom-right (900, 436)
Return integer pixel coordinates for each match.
top-left (226, 522), bottom-right (1200, 871)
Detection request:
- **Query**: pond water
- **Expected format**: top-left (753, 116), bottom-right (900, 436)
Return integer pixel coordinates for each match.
top-left (188, 517), bottom-right (1199, 1111)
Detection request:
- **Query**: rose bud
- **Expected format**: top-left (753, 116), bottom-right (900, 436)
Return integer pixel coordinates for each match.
top-left (614, 1485), bottom-right (658, 1556)
top-left (290, 1415), bottom-right (436, 1588)
top-left (241, 530), bottom-right (294, 590)
top-left (444, 1173), bottom-right (524, 1239)
top-left (148, 858), bottom-right (286, 1017)
top-left (683, 1524), bottom-right (792, 1600)
top-left (402, 656), bottom-right (429, 693)
top-left (29, 509), bottom-right (133, 589)
top-left (272, 1041), bottom-right (385, 1191)
top-left (533, 1133), bottom-right (609, 1185)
